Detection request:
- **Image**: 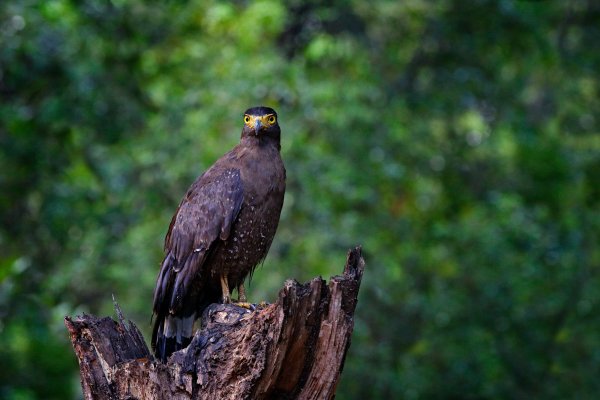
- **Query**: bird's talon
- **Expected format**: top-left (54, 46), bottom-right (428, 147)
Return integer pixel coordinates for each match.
top-left (234, 301), bottom-right (255, 311)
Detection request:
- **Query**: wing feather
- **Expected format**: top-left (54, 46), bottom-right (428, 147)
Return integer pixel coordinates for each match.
top-left (152, 168), bottom-right (244, 316)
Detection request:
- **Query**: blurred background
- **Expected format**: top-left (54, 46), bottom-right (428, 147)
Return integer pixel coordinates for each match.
top-left (1, 0), bottom-right (599, 398)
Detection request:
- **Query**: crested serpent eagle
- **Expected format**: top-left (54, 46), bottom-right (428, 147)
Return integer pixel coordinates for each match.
top-left (151, 106), bottom-right (286, 361)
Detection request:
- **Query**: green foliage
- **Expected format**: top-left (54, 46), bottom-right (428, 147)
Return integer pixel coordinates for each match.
top-left (1, 0), bottom-right (599, 398)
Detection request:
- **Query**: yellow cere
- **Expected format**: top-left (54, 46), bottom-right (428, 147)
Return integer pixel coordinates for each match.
top-left (243, 114), bottom-right (277, 128)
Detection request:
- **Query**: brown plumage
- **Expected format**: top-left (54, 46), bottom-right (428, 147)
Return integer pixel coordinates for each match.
top-left (151, 106), bottom-right (286, 361)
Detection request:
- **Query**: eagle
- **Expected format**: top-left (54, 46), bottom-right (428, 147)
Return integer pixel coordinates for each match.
top-left (151, 106), bottom-right (286, 361)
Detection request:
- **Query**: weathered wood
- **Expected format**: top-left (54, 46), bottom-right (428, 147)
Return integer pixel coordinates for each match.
top-left (65, 246), bottom-right (365, 400)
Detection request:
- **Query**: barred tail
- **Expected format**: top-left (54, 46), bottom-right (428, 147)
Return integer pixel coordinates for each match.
top-left (152, 313), bottom-right (195, 362)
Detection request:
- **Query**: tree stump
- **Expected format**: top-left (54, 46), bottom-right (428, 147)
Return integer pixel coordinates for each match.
top-left (65, 247), bottom-right (365, 400)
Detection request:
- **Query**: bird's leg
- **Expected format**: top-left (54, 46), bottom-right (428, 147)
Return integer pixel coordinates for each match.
top-left (220, 273), bottom-right (231, 304)
top-left (238, 282), bottom-right (247, 303)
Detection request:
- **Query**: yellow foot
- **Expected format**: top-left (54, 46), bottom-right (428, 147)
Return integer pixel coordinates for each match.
top-left (233, 301), bottom-right (254, 310)
top-left (233, 301), bottom-right (271, 311)
top-left (256, 301), bottom-right (269, 309)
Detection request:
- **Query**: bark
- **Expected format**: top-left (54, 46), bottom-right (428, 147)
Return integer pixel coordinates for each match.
top-left (65, 246), bottom-right (365, 400)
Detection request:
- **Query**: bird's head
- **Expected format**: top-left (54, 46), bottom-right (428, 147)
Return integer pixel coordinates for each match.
top-left (241, 106), bottom-right (280, 143)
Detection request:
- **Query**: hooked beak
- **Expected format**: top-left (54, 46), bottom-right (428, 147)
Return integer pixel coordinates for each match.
top-left (253, 119), bottom-right (263, 136)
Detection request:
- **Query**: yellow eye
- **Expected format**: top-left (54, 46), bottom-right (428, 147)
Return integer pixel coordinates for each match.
top-left (268, 115), bottom-right (276, 124)
top-left (244, 115), bottom-right (251, 124)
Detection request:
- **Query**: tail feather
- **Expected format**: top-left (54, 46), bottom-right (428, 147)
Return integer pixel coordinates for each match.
top-left (152, 313), bottom-right (195, 362)
top-left (151, 248), bottom-right (223, 362)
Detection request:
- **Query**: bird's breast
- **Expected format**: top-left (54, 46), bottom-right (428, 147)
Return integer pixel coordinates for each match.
top-left (207, 143), bottom-right (285, 284)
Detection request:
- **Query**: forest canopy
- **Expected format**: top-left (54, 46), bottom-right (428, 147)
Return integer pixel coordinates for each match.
top-left (1, 1), bottom-right (599, 398)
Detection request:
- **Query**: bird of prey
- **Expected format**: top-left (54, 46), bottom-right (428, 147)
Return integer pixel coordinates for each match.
top-left (151, 106), bottom-right (286, 361)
